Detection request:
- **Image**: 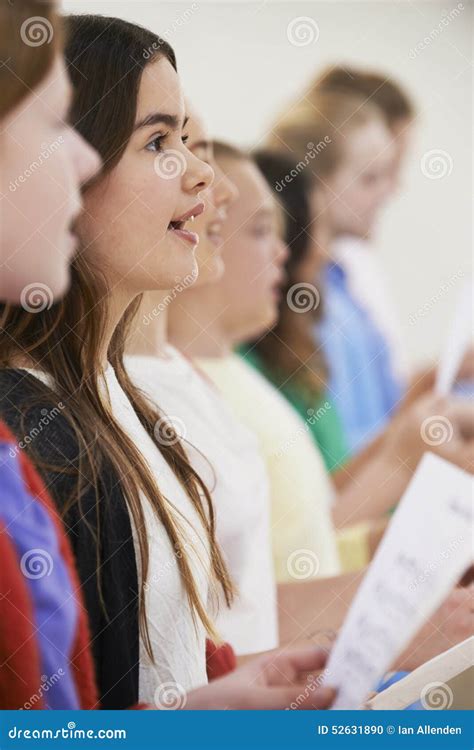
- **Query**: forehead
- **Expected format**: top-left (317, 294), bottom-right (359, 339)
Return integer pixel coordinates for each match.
top-left (135, 57), bottom-right (184, 121)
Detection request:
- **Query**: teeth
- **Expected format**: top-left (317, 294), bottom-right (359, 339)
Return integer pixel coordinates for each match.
top-left (190, 215), bottom-right (194, 222)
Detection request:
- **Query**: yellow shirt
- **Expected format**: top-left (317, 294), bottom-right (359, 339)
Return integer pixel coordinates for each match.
top-left (198, 354), bottom-right (342, 582)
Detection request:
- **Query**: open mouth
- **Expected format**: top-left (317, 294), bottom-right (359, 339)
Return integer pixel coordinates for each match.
top-left (167, 202), bottom-right (204, 246)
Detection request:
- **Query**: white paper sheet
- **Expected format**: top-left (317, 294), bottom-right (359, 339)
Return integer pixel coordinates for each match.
top-left (324, 452), bottom-right (473, 709)
top-left (435, 278), bottom-right (473, 396)
top-left (366, 636), bottom-right (473, 710)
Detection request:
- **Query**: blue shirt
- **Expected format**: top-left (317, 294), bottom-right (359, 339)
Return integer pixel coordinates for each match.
top-left (0, 441), bottom-right (80, 709)
top-left (318, 263), bottom-right (403, 454)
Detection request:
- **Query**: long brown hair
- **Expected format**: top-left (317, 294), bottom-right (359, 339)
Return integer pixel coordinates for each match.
top-left (0, 14), bottom-right (233, 657)
top-left (250, 149), bottom-right (327, 399)
top-left (213, 142), bottom-right (327, 400)
top-left (0, 0), bottom-right (60, 118)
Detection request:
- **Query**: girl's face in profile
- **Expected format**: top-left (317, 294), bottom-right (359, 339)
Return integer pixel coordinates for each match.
top-left (185, 108), bottom-right (238, 284)
top-left (0, 58), bottom-right (100, 304)
top-left (215, 157), bottom-right (288, 340)
top-left (323, 118), bottom-right (395, 239)
top-left (77, 58), bottom-right (214, 294)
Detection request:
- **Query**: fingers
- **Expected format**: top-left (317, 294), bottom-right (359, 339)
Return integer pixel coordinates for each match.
top-left (260, 646), bottom-right (329, 686)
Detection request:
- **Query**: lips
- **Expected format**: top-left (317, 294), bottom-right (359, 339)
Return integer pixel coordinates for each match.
top-left (167, 202), bottom-right (204, 246)
top-left (206, 220), bottom-right (224, 246)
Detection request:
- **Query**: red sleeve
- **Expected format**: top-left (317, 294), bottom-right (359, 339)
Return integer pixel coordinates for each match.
top-left (205, 639), bottom-right (236, 681)
top-left (0, 527), bottom-right (44, 709)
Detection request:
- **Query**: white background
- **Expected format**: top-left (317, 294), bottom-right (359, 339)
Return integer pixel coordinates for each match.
top-left (63, 0), bottom-right (473, 368)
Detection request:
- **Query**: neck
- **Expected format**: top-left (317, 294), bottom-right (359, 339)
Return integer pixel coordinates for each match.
top-left (97, 285), bottom-right (138, 369)
top-left (168, 285), bottom-right (232, 359)
top-left (127, 290), bottom-right (171, 357)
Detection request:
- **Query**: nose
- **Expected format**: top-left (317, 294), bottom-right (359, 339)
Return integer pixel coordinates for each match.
top-left (211, 164), bottom-right (239, 210)
top-left (183, 149), bottom-right (214, 195)
top-left (71, 128), bottom-right (102, 187)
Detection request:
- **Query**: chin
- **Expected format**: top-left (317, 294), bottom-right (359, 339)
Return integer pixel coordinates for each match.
top-left (197, 257), bottom-right (225, 286)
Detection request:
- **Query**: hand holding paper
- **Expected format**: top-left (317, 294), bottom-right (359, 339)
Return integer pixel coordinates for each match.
top-left (324, 452), bottom-right (473, 709)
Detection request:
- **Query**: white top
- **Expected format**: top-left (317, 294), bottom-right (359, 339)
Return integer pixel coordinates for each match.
top-left (25, 365), bottom-right (210, 702)
top-left (126, 346), bottom-right (278, 655)
top-left (196, 355), bottom-right (341, 583)
top-left (333, 235), bottom-right (409, 382)
top-left (100, 365), bottom-right (210, 703)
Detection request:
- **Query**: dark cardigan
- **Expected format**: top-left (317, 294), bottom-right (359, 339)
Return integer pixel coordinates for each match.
top-left (0, 369), bottom-right (140, 709)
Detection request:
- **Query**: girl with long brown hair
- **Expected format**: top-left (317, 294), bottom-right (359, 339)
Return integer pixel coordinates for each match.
top-left (0, 12), bottom-right (232, 707)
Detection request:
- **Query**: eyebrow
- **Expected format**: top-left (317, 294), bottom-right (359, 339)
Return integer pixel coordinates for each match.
top-left (133, 112), bottom-right (189, 132)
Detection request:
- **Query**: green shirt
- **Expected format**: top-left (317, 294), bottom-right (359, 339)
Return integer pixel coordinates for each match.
top-left (240, 349), bottom-right (348, 472)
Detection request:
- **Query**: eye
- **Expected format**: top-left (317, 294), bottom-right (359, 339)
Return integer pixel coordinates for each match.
top-left (145, 133), bottom-right (167, 153)
top-left (182, 134), bottom-right (189, 145)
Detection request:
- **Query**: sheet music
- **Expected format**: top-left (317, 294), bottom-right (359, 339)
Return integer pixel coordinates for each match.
top-left (324, 453), bottom-right (473, 709)
top-left (435, 278), bottom-right (473, 396)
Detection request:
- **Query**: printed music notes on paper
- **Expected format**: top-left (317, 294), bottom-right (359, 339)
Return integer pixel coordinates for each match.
top-left (324, 453), bottom-right (473, 709)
